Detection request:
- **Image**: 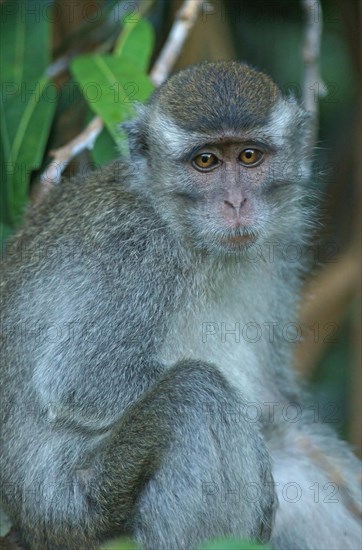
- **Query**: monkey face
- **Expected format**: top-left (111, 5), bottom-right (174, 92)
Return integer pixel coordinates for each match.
top-left (143, 123), bottom-right (309, 256)
top-left (124, 62), bottom-right (311, 256)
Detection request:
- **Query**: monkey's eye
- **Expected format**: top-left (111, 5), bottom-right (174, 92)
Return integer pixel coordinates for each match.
top-left (239, 148), bottom-right (263, 166)
top-left (192, 153), bottom-right (219, 171)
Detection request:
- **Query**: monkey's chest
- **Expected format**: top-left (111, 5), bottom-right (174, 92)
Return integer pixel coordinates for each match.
top-left (158, 286), bottom-right (272, 403)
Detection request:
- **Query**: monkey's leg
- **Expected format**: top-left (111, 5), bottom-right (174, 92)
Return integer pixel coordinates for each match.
top-left (270, 425), bottom-right (362, 550)
top-left (1, 361), bottom-right (275, 550)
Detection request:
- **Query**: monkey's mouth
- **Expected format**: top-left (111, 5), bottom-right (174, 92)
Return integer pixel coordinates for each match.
top-left (220, 232), bottom-right (257, 246)
top-left (224, 234), bottom-right (255, 245)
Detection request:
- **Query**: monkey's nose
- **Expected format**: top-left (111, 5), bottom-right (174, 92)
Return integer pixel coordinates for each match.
top-left (223, 197), bottom-right (247, 214)
top-left (222, 196), bottom-right (250, 227)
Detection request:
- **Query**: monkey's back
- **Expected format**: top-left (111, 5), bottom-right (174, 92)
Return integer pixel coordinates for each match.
top-left (0, 161), bottom-right (183, 430)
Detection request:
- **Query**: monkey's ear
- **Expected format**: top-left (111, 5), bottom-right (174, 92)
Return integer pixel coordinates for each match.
top-left (121, 104), bottom-right (150, 160)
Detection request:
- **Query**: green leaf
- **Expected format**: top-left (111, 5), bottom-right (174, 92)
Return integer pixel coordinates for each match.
top-left (100, 537), bottom-right (137, 550)
top-left (85, 109), bottom-right (118, 166)
top-left (71, 15), bottom-right (154, 163)
top-left (1, 77), bottom-right (57, 225)
top-left (199, 539), bottom-right (272, 550)
top-left (0, 0), bottom-right (57, 227)
top-left (0, 223), bottom-right (13, 247)
top-left (71, 54), bottom-right (154, 149)
top-left (114, 17), bottom-right (155, 73)
top-left (91, 126), bottom-right (118, 166)
top-left (0, 0), bottom-right (50, 92)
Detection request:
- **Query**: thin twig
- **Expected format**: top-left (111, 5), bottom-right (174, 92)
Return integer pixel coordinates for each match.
top-left (38, 0), bottom-right (203, 192)
top-left (150, 0), bottom-right (205, 86)
top-left (301, 0), bottom-right (327, 154)
top-left (39, 117), bottom-right (103, 192)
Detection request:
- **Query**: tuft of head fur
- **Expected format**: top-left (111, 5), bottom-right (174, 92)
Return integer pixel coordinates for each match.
top-left (123, 61), bottom-right (309, 167)
top-left (150, 61), bottom-right (281, 133)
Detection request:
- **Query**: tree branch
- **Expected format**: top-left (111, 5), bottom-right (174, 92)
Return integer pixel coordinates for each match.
top-left (38, 117), bottom-right (103, 195)
top-left (301, 0), bottom-right (327, 154)
top-left (150, 0), bottom-right (206, 86)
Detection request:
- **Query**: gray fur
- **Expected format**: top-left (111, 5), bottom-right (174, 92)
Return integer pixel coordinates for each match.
top-left (0, 61), bottom-right (361, 549)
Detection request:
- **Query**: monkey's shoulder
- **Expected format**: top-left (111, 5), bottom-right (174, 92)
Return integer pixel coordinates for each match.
top-left (2, 163), bottom-right (179, 316)
top-left (2, 160), bottom-right (177, 275)
top-left (33, 160), bottom-right (158, 237)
